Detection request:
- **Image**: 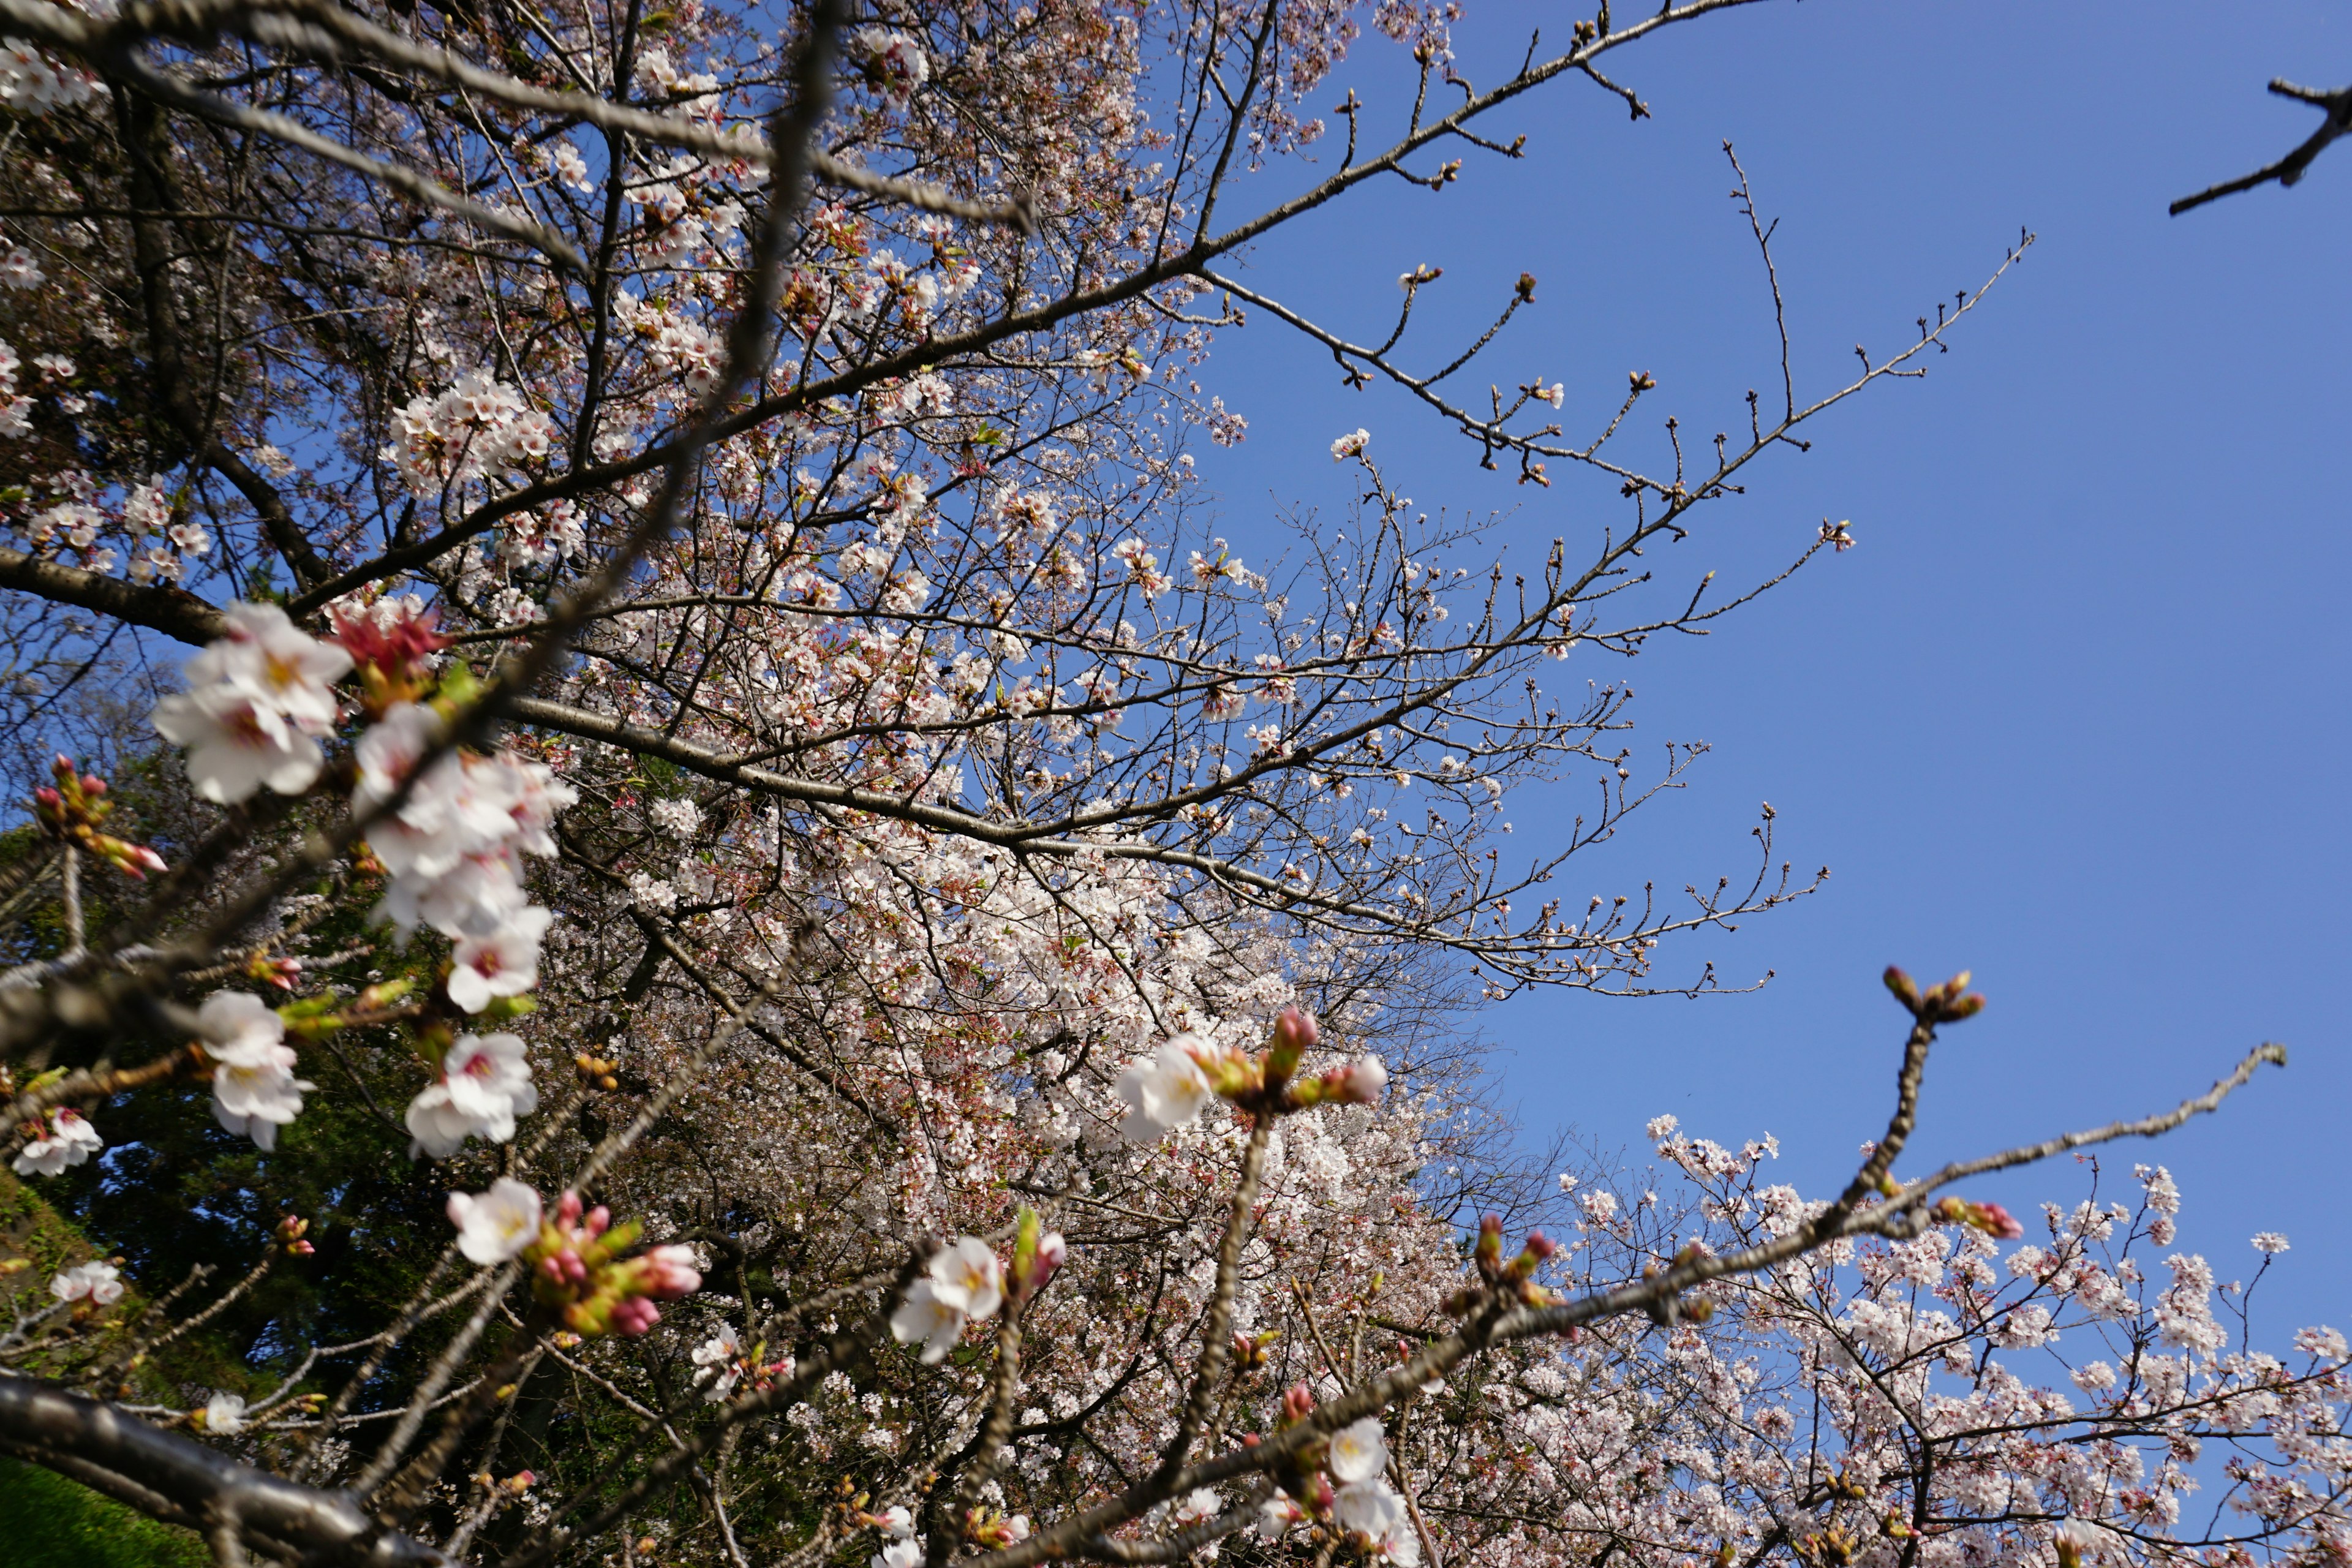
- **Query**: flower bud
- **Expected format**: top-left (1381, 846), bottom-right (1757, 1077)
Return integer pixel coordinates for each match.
top-left (1474, 1213), bottom-right (1504, 1276)
top-left (1262, 1006), bottom-right (1319, 1087)
top-left (1280, 1381), bottom-right (1314, 1427)
top-left (631, 1244), bottom-right (703, 1300)
top-left (609, 1296), bottom-right (662, 1336)
top-left (1883, 966), bottom-right (1921, 1012)
top-left (1008, 1205), bottom-right (1065, 1303)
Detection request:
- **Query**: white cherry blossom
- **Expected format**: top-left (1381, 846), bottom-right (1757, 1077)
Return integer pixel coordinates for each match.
top-left (890, 1280), bottom-right (967, 1364)
top-left (925, 1236), bottom-right (1004, 1319)
top-left (1327, 1415), bottom-right (1390, 1483)
top-left (1114, 1038), bottom-right (1214, 1142)
top-left (447, 1177), bottom-right (543, 1264)
top-left (14, 1107), bottom-right (102, 1176)
top-left (197, 990), bottom-right (313, 1149)
top-left (447, 906), bottom-right (553, 1012)
top-left (50, 1261), bottom-right (123, 1305)
top-left (405, 1031), bottom-right (538, 1157)
top-left (152, 605), bottom-right (351, 803)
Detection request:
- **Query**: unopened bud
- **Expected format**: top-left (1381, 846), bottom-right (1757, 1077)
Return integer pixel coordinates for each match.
top-left (1263, 1005), bottom-right (1319, 1086)
top-left (1883, 965), bottom-right (1921, 1012)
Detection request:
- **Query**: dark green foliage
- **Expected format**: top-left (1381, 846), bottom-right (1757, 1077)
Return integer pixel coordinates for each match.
top-left (0, 1459), bottom-right (209, 1567)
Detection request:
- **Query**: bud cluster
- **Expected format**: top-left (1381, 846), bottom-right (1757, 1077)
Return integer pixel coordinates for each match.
top-left (31, 755), bottom-right (167, 879)
top-left (530, 1191), bottom-right (701, 1337)
top-left (1931, 1196), bottom-right (2026, 1240)
top-left (1446, 1213), bottom-right (1560, 1314)
top-left (1114, 1008), bottom-right (1388, 1142)
top-left (275, 1215), bottom-right (315, 1257)
top-left (1883, 965), bottom-right (1986, 1025)
top-left (444, 1180), bottom-right (701, 1338)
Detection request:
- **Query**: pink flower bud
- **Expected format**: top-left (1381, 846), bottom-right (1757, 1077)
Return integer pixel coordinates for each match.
top-left (1975, 1201), bottom-right (2024, 1240)
top-left (555, 1191), bottom-right (584, 1227)
top-left (638, 1244), bottom-right (702, 1299)
top-left (585, 1205), bottom-right (611, 1238)
top-left (1264, 1005), bottom-right (1321, 1085)
top-left (610, 1296), bottom-right (661, 1336)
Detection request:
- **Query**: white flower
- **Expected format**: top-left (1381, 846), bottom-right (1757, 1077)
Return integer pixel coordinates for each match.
top-left (14, 1108), bottom-right (102, 1176)
top-left (50, 1261), bottom-right (122, 1305)
top-left (151, 603), bottom-right (351, 804)
top-left (447, 906), bottom-right (553, 1013)
top-left (196, 991), bottom-right (312, 1150)
top-left (1327, 1416), bottom-right (1390, 1483)
top-left (873, 1541), bottom-right (924, 1568)
top-left (649, 796), bottom-right (703, 837)
top-left (877, 1506), bottom-right (915, 1540)
top-left (406, 1032), bottom-right (539, 1158)
top-left (2253, 1232), bottom-right (2291, 1254)
top-left (446, 1177), bottom-right (543, 1264)
top-left (210, 1047), bottom-right (313, 1152)
top-left (151, 688), bottom-right (322, 804)
top-left (1333, 1479), bottom-right (1408, 1540)
top-left (627, 870), bottom-right (679, 912)
top-left (379, 849), bottom-right (530, 944)
top-left (1645, 1114), bottom-right (1679, 1141)
top-left (693, 1324), bottom-right (744, 1401)
top-left (925, 1236), bottom-right (1004, 1320)
top-left (1114, 1038), bottom-right (1213, 1142)
top-left (1331, 428), bottom-right (1370, 461)
top-left (1256, 1494), bottom-right (1302, 1542)
top-left (196, 991), bottom-right (282, 1058)
top-left (890, 1278), bottom-right (967, 1363)
top-left (202, 1392), bottom-right (248, 1436)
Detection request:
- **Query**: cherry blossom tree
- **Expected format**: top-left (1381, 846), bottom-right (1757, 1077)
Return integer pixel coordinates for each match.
top-left (0, 2), bottom-right (2337, 1567)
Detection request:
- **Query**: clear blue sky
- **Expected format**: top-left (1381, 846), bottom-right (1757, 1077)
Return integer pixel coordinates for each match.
top-left (1193, 1), bottom-right (2352, 1338)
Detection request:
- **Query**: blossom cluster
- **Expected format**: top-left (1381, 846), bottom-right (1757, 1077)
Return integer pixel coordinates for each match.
top-left (151, 603), bottom-right (352, 804)
top-left (892, 1212), bottom-right (1066, 1364)
top-left (0, 39), bottom-right (92, 114)
top-left (195, 991), bottom-right (314, 1151)
top-left (383, 372), bottom-right (556, 497)
top-left (1254, 1412), bottom-right (1421, 1565)
top-left (12, 1107), bottom-right (101, 1177)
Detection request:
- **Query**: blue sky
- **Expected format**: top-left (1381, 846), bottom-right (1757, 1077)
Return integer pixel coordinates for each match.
top-left (1192, 1), bottom-right (2352, 1338)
